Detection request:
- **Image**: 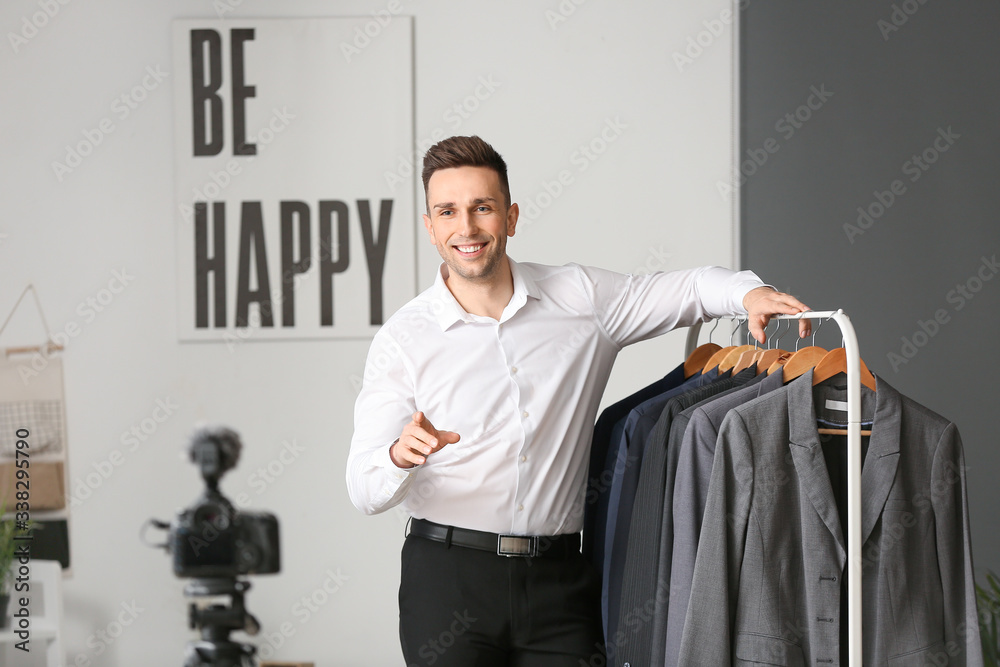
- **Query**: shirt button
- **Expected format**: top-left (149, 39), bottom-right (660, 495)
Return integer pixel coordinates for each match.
top-left (520, 456), bottom-right (527, 462)
top-left (518, 504), bottom-right (524, 511)
top-left (522, 411), bottom-right (529, 419)
top-left (511, 366), bottom-right (518, 374)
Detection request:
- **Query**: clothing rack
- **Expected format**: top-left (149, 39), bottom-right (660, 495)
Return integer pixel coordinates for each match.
top-left (685, 309), bottom-right (864, 665)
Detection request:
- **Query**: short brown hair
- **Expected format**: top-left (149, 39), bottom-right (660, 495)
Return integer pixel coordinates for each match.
top-left (421, 135), bottom-right (510, 210)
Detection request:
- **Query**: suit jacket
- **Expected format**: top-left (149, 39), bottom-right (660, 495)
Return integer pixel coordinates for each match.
top-left (647, 368), bottom-right (770, 666)
top-left (612, 366), bottom-right (756, 663)
top-left (662, 368), bottom-right (785, 666)
top-left (585, 362), bottom-right (687, 567)
top-left (679, 371), bottom-right (982, 666)
top-left (601, 367), bottom-right (724, 637)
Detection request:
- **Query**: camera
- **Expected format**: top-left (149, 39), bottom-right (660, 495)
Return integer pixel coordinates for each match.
top-left (145, 425), bottom-right (281, 667)
top-left (167, 425), bottom-right (280, 577)
top-left (169, 486), bottom-right (279, 578)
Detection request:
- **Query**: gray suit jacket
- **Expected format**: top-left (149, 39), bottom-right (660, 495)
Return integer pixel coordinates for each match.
top-left (662, 368), bottom-right (785, 666)
top-left (678, 371), bottom-right (982, 666)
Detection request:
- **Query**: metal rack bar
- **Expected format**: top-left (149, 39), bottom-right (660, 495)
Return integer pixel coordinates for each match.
top-left (685, 309), bottom-right (864, 664)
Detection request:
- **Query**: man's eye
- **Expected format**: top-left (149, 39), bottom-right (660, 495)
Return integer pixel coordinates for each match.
top-left (476, 206), bottom-right (489, 212)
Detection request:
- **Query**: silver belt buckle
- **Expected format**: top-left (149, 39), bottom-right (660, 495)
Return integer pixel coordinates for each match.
top-left (497, 534), bottom-right (538, 557)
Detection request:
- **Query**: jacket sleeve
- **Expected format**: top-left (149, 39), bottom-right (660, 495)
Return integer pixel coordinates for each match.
top-left (677, 410), bottom-right (754, 665)
top-left (932, 423), bottom-right (984, 665)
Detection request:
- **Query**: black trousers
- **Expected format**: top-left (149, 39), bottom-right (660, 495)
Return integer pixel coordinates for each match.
top-left (399, 534), bottom-right (606, 666)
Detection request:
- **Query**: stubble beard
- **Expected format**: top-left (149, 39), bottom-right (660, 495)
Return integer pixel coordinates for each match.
top-left (441, 238), bottom-right (506, 284)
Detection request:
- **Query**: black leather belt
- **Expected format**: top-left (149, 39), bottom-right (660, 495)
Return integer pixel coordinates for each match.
top-left (407, 518), bottom-right (581, 559)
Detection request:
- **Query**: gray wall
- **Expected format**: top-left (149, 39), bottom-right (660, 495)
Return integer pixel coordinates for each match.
top-left (740, 1), bottom-right (1000, 573)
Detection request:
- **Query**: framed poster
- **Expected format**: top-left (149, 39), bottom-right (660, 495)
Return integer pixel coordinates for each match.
top-left (173, 18), bottom-right (416, 341)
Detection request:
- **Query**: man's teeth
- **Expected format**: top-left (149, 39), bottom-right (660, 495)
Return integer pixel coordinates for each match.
top-left (456, 244), bottom-right (483, 253)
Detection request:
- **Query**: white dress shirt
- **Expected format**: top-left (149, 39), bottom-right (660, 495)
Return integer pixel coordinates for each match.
top-left (346, 258), bottom-right (764, 536)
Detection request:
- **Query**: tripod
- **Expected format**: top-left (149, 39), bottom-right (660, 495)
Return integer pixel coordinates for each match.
top-left (183, 577), bottom-right (261, 667)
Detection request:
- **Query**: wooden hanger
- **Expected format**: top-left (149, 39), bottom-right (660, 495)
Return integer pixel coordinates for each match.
top-left (701, 345), bottom-right (736, 374)
top-left (811, 347), bottom-right (877, 392)
top-left (810, 348), bottom-right (876, 435)
top-left (741, 319), bottom-right (791, 375)
top-left (755, 349), bottom-right (788, 375)
top-left (731, 348), bottom-right (759, 374)
top-left (818, 425), bottom-right (872, 435)
top-left (776, 346), bottom-right (828, 382)
top-left (718, 344), bottom-right (757, 373)
top-left (683, 342), bottom-right (722, 378)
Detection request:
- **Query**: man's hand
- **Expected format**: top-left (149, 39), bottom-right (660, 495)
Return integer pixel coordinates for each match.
top-left (389, 411), bottom-right (461, 469)
top-left (742, 286), bottom-right (812, 345)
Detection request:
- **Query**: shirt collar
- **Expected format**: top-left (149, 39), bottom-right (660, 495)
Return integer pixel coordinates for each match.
top-left (430, 257), bottom-right (539, 331)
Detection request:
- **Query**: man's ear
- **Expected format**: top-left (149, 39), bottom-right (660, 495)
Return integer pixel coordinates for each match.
top-left (506, 203), bottom-right (519, 237)
top-left (422, 213), bottom-right (436, 244)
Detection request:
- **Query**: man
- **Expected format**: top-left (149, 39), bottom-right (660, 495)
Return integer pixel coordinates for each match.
top-left (346, 135), bottom-right (810, 665)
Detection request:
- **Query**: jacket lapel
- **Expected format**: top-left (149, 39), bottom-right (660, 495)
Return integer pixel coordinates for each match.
top-left (861, 375), bottom-right (901, 545)
top-left (786, 371), bottom-right (846, 560)
top-left (787, 370), bottom-right (903, 550)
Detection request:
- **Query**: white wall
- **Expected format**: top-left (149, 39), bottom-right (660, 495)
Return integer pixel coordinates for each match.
top-left (0, 0), bottom-right (737, 664)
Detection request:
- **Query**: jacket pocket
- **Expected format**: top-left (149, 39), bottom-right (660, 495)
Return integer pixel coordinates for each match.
top-left (888, 641), bottom-right (947, 666)
top-left (734, 633), bottom-right (806, 666)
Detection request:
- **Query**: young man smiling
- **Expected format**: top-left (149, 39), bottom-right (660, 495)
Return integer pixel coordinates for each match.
top-left (347, 135), bottom-right (810, 665)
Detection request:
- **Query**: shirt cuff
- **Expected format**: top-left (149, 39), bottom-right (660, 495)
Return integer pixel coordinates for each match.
top-left (733, 281), bottom-right (776, 315)
top-left (374, 439), bottom-right (418, 481)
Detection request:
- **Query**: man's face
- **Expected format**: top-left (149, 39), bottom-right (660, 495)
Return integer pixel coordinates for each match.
top-left (422, 166), bottom-right (518, 286)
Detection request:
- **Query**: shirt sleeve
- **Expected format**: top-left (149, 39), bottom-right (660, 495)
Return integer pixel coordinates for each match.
top-left (573, 264), bottom-right (769, 348)
top-left (345, 327), bottom-right (421, 515)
